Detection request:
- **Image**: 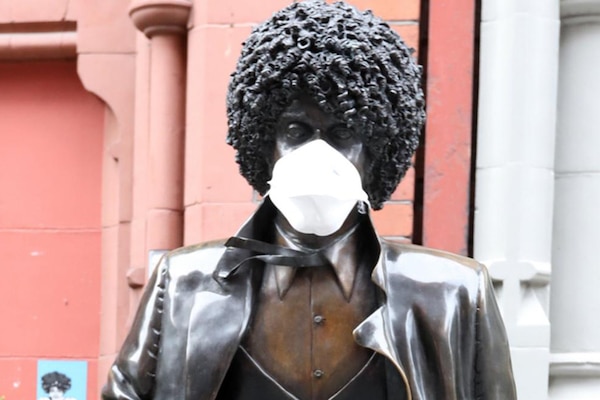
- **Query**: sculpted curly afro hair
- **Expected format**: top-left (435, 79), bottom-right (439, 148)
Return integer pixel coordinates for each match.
top-left (41, 371), bottom-right (71, 393)
top-left (226, 0), bottom-right (425, 209)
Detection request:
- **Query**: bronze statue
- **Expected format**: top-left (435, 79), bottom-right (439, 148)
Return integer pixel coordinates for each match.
top-left (103, 1), bottom-right (516, 399)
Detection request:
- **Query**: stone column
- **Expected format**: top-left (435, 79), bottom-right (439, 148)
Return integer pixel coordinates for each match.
top-left (549, 1), bottom-right (600, 398)
top-left (474, 1), bottom-right (560, 398)
top-left (129, 0), bottom-right (190, 282)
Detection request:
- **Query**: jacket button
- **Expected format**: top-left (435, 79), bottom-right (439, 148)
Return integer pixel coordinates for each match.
top-left (313, 369), bottom-right (324, 379)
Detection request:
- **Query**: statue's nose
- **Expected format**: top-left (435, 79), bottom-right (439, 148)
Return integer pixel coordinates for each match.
top-left (313, 128), bottom-right (323, 140)
top-left (312, 129), bottom-right (338, 150)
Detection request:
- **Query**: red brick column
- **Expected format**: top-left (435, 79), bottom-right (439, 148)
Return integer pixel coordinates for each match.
top-left (421, 0), bottom-right (477, 255)
top-left (130, 0), bottom-right (191, 255)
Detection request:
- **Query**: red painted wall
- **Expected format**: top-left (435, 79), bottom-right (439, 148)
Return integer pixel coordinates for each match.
top-left (0, 61), bottom-right (103, 399)
top-left (0, 1), bottom-right (481, 397)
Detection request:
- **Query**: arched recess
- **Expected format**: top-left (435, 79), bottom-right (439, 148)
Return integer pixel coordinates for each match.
top-left (77, 52), bottom-right (136, 385)
top-left (74, 1), bottom-right (138, 391)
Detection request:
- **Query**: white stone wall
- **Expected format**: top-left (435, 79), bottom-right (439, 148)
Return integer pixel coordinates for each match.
top-left (549, 1), bottom-right (600, 398)
top-left (475, 1), bottom-right (560, 398)
top-left (477, 0), bottom-right (600, 397)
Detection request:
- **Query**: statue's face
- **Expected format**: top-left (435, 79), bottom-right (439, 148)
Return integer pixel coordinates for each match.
top-left (49, 386), bottom-right (64, 400)
top-left (273, 95), bottom-right (368, 182)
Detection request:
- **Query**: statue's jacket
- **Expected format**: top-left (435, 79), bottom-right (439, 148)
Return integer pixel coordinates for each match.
top-left (103, 201), bottom-right (517, 400)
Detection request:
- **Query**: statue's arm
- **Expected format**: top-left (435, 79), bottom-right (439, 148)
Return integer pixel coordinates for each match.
top-left (101, 257), bottom-right (168, 400)
top-left (474, 265), bottom-right (517, 399)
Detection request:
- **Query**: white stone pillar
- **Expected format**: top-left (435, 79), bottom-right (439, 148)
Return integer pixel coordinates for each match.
top-left (549, 1), bottom-right (600, 398)
top-left (474, 1), bottom-right (560, 398)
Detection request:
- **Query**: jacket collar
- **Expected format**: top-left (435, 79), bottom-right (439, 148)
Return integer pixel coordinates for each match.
top-left (214, 198), bottom-right (277, 280)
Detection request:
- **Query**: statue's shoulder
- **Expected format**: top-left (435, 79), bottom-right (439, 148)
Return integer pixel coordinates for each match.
top-left (160, 239), bottom-right (227, 280)
top-left (379, 238), bottom-right (485, 289)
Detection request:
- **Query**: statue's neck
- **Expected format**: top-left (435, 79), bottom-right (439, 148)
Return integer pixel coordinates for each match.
top-left (273, 206), bottom-right (362, 251)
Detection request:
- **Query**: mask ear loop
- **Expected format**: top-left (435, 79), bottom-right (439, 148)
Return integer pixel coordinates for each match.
top-left (357, 200), bottom-right (369, 215)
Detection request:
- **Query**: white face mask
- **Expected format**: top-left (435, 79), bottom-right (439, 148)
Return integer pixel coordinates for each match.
top-left (267, 140), bottom-right (369, 236)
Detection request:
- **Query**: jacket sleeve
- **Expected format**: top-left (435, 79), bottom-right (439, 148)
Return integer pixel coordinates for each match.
top-left (101, 257), bottom-right (168, 400)
top-left (474, 264), bottom-right (517, 399)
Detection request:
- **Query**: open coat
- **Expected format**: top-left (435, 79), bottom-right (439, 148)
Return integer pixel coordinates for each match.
top-left (102, 202), bottom-right (516, 400)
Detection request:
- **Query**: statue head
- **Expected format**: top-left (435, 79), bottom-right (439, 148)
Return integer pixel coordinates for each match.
top-left (226, 0), bottom-right (425, 210)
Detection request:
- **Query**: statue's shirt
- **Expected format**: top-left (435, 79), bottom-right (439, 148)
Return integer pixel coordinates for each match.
top-left (223, 222), bottom-right (384, 399)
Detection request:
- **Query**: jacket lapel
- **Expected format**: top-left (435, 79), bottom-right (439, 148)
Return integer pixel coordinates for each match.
top-left (185, 265), bottom-right (256, 400)
top-left (353, 241), bottom-right (413, 400)
top-left (184, 201), bottom-right (275, 399)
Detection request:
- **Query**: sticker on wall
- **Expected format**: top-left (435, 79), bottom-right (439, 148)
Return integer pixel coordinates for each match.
top-left (36, 360), bottom-right (87, 400)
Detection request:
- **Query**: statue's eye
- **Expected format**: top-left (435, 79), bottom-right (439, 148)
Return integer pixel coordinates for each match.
top-left (284, 122), bottom-right (311, 141)
top-left (329, 125), bottom-right (354, 141)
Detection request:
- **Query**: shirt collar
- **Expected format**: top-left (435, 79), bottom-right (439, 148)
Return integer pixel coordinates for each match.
top-left (273, 221), bottom-right (361, 301)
